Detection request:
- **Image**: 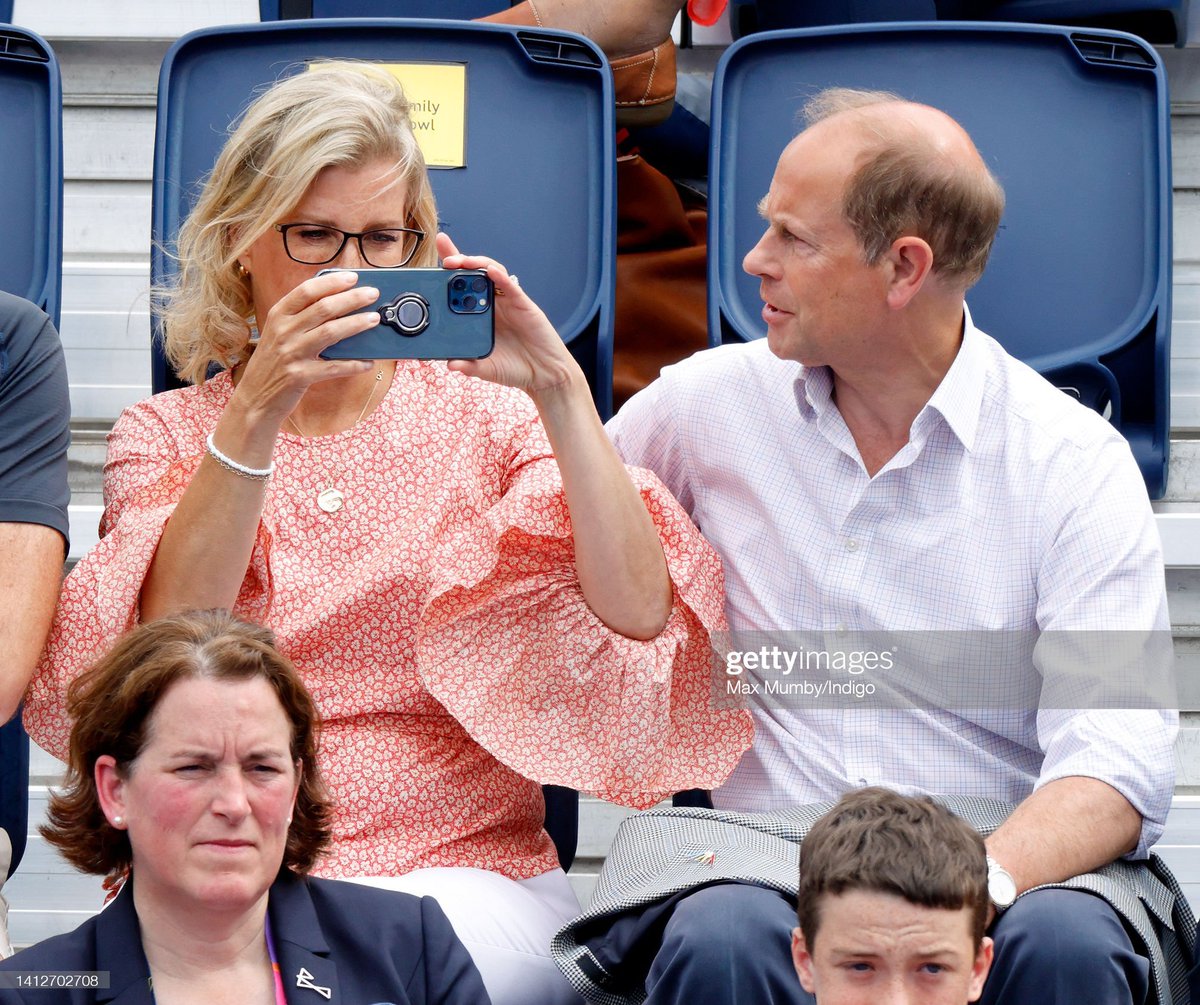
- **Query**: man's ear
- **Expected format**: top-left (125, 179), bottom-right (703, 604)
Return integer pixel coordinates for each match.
top-left (967, 936), bottom-right (994, 1002)
top-left (882, 235), bottom-right (934, 310)
top-left (792, 927), bottom-right (817, 994)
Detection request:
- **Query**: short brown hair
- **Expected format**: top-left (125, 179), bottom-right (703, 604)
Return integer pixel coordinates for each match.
top-left (803, 87), bottom-right (1005, 288)
top-left (42, 610), bottom-right (332, 880)
top-left (798, 788), bottom-right (988, 947)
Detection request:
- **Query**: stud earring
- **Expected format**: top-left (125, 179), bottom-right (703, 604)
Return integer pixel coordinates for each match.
top-left (112, 816), bottom-right (124, 827)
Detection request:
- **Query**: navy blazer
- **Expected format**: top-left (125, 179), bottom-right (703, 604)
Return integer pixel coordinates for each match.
top-left (0, 871), bottom-right (491, 1004)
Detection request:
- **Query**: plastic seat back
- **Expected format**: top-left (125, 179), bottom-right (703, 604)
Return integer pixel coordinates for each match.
top-left (0, 27), bottom-right (62, 326)
top-left (152, 20), bottom-right (616, 419)
top-left (734, 0), bottom-right (1188, 46)
top-left (978, 1), bottom-right (1188, 47)
top-left (260, 0), bottom-right (510, 19)
top-left (0, 717), bottom-right (29, 879)
top-left (541, 785), bottom-right (578, 873)
top-left (0, 25), bottom-right (59, 880)
top-left (739, 0), bottom-right (936, 36)
top-left (710, 23), bottom-right (1171, 496)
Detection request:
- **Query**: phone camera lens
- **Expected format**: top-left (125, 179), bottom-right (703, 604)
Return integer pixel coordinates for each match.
top-left (470, 276), bottom-right (489, 293)
top-left (451, 277), bottom-right (468, 292)
top-left (463, 294), bottom-right (477, 310)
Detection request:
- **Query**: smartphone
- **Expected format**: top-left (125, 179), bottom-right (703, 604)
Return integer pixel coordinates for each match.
top-left (318, 267), bottom-right (494, 361)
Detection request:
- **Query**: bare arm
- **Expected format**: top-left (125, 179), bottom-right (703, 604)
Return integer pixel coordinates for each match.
top-left (530, 370), bottom-right (673, 640)
top-left (137, 420), bottom-right (273, 621)
top-left (439, 236), bottom-right (672, 639)
top-left (140, 271), bottom-right (381, 621)
top-left (985, 776), bottom-right (1141, 896)
top-left (0, 523), bottom-right (64, 722)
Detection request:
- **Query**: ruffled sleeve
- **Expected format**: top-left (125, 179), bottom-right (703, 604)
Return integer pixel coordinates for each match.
top-left (415, 436), bottom-right (753, 809)
top-left (23, 390), bottom-right (272, 759)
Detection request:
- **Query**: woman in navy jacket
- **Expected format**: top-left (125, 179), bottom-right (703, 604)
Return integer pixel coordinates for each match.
top-left (0, 611), bottom-right (489, 1005)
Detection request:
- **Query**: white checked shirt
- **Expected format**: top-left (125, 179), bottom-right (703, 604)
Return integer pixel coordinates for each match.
top-left (609, 309), bottom-right (1176, 855)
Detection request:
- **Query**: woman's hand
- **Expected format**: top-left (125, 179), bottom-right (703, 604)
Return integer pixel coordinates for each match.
top-left (436, 233), bottom-right (582, 399)
top-left (230, 270), bottom-right (382, 433)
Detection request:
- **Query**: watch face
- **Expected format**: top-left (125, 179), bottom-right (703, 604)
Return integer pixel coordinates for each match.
top-left (988, 868), bottom-right (1018, 907)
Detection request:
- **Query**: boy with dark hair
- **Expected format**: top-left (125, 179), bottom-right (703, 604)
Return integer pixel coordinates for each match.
top-left (792, 788), bottom-right (994, 1004)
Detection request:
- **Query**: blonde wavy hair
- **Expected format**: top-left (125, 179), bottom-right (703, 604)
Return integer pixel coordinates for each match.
top-left (158, 61), bottom-right (440, 385)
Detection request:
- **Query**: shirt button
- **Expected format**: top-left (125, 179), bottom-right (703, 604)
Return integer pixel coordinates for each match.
top-left (835, 623), bottom-right (847, 634)
top-left (845, 539), bottom-right (859, 552)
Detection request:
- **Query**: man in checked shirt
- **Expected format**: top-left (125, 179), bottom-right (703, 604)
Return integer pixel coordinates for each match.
top-left (606, 88), bottom-right (1176, 1004)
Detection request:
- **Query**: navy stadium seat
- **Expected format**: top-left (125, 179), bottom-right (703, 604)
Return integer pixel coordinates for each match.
top-left (971, 1), bottom-right (1188, 46)
top-left (732, 1), bottom-right (1188, 46)
top-left (732, 0), bottom-right (935, 37)
top-left (709, 23), bottom-right (1171, 497)
top-left (0, 719), bottom-right (29, 879)
top-left (673, 788), bottom-right (714, 809)
top-left (0, 25), bottom-right (60, 881)
top-left (151, 21), bottom-right (615, 427)
top-left (260, 0), bottom-right (511, 20)
top-left (541, 786), bottom-right (578, 872)
top-left (0, 26), bottom-right (62, 325)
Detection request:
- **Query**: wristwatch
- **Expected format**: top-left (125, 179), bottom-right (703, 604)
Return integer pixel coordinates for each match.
top-left (986, 854), bottom-right (1018, 913)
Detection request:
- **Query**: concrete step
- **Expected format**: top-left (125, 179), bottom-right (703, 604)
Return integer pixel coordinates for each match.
top-left (67, 421), bottom-right (106, 509)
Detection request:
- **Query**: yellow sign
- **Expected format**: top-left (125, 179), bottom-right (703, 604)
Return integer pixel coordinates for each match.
top-left (307, 61), bottom-right (467, 168)
top-left (382, 62), bottom-right (467, 169)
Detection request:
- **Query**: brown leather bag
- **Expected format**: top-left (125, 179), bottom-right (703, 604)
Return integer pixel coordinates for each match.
top-left (613, 151), bottom-right (708, 410)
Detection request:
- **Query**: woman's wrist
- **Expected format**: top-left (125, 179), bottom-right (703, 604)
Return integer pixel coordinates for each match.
top-left (219, 382), bottom-right (291, 457)
top-left (205, 432), bottom-right (274, 481)
top-left (205, 419), bottom-right (281, 473)
top-left (528, 365), bottom-right (594, 419)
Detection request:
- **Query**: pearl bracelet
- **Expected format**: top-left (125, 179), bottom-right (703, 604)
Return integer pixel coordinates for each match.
top-left (205, 432), bottom-right (274, 481)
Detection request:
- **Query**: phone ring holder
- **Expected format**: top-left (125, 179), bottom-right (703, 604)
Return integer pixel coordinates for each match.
top-left (382, 293), bottom-right (430, 336)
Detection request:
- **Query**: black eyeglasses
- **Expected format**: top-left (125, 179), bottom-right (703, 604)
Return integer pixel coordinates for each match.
top-left (274, 223), bottom-right (425, 268)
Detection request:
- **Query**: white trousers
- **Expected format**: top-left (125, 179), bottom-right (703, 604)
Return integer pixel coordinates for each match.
top-left (348, 868), bottom-right (585, 1005)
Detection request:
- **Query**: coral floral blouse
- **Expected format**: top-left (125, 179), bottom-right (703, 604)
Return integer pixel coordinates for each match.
top-left (25, 362), bottom-right (751, 880)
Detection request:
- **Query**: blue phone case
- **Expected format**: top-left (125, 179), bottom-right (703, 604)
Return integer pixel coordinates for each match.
top-left (318, 267), bottom-right (494, 361)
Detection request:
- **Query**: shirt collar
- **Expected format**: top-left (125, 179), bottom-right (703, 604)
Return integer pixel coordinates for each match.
top-left (793, 362), bottom-right (832, 420)
top-left (791, 304), bottom-right (985, 452)
top-left (920, 303), bottom-right (985, 452)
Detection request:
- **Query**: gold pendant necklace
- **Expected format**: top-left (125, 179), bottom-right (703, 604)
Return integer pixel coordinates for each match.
top-left (287, 370), bottom-right (383, 514)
